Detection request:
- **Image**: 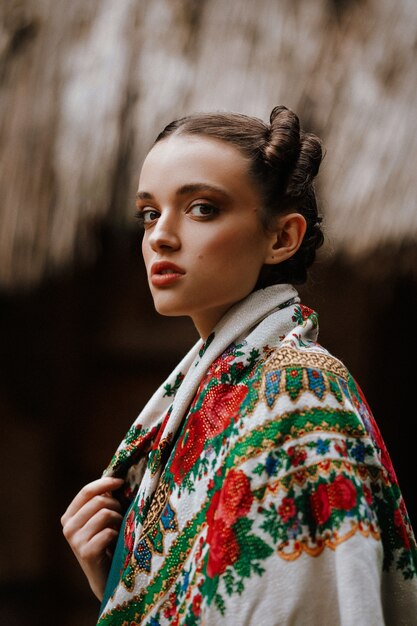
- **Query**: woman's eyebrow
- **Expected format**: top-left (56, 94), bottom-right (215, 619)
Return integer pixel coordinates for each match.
top-left (176, 183), bottom-right (230, 198)
top-left (136, 191), bottom-right (154, 200)
top-left (136, 184), bottom-right (231, 202)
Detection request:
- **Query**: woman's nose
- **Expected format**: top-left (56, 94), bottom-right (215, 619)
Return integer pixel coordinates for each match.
top-left (147, 212), bottom-right (181, 252)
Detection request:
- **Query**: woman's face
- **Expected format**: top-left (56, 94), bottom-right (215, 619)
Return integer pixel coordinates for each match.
top-left (137, 135), bottom-right (276, 338)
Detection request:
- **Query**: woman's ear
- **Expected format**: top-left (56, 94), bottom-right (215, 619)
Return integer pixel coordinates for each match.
top-left (264, 213), bottom-right (307, 265)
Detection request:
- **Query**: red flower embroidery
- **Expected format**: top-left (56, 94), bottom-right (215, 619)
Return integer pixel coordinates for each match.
top-left (394, 509), bottom-right (402, 527)
top-left (363, 485), bottom-right (373, 506)
top-left (310, 475), bottom-right (357, 525)
top-left (292, 304), bottom-right (313, 323)
top-left (330, 475), bottom-right (357, 510)
top-left (310, 483), bottom-right (331, 525)
top-left (287, 445), bottom-right (307, 467)
top-left (278, 497), bottom-right (297, 522)
top-left (294, 470), bottom-right (306, 483)
top-left (172, 421), bottom-right (206, 484)
top-left (202, 384), bottom-right (248, 437)
top-left (300, 305), bottom-right (313, 320)
top-left (123, 509), bottom-right (136, 567)
top-left (170, 384), bottom-right (248, 484)
top-left (335, 441), bottom-right (348, 457)
top-left (163, 592), bottom-right (178, 618)
top-left (217, 469), bottom-right (253, 524)
top-left (195, 535), bottom-right (205, 562)
top-left (192, 593), bottom-right (202, 617)
top-left (211, 354), bottom-right (235, 378)
top-left (207, 519), bottom-right (240, 577)
top-left (206, 469), bottom-right (253, 577)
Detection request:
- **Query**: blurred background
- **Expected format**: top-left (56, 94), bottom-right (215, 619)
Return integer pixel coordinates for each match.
top-left (1, 0), bottom-right (416, 623)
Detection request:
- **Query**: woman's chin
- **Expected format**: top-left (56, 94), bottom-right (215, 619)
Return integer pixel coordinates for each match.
top-left (152, 300), bottom-right (190, 318)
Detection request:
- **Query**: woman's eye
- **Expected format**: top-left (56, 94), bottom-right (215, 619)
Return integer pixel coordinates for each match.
top-left (136, 208), bottom-right (160, 225)
top-left (188, 203), bottom-right (218, 218)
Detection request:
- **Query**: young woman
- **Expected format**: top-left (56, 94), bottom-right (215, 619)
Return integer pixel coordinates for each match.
top-left (62, 106), bottom-right (417, 625)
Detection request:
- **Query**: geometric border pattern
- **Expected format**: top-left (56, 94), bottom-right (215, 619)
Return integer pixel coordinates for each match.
top-left (266, 346), bottom-right (350, 382)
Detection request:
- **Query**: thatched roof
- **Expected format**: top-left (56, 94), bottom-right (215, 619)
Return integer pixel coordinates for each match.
top-left (1, 0), bottom-right (417, 291)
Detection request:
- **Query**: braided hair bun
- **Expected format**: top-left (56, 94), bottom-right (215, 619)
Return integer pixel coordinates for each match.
top-left (259, 105), bottom-right (324, 284)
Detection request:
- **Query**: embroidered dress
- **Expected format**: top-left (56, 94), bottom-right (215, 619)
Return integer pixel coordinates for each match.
top-left (98, 285), bottom-right (417, 625)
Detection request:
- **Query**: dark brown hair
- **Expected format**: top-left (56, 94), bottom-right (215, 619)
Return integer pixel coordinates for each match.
top-left (154, 106), bottom-right (324, 285)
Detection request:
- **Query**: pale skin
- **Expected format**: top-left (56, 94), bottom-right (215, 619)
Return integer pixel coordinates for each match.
top-left (61, 476), bottom-right (124, 600)
top-left (61, 134), bottom-right (306, 601)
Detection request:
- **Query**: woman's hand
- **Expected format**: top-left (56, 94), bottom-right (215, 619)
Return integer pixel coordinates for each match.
top-left (61, 476), bottom-right (125, 601)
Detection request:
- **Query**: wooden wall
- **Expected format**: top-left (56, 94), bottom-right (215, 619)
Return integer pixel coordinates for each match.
top-left (1, 0), bottom-right (417, 290)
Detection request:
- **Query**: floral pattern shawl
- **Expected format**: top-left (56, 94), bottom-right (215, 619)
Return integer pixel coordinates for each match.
top-left (97, 284), bottom-right (417, 625)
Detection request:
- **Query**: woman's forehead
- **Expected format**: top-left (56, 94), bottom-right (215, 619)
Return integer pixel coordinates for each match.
top-left (144, 134), bottom-right (248, 167)
top-left (138, 135), bottom-right (255, 196)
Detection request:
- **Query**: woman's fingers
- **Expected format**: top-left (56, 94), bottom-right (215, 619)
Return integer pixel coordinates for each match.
top-left (62, 493), bottom-right (123, 539)
top-left (61, 476), bottom-right (126, 602)
top-left (64, 504), bottom-right (123, 549)
top-left (79, 527), bottom-right (121, 564)
top-left (78, 527), bottom-right (122, 600)
top-left (61, 476), bottom-right (123, 526)
top-left (78, 508), bottom-right (123, 546)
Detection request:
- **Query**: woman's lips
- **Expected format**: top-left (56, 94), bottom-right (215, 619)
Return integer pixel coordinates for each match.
top-left (150, 261), bottom-right (185, 287)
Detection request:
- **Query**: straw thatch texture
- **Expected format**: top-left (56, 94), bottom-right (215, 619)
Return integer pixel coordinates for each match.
top-left (1, 0), bottom-right (416, 290)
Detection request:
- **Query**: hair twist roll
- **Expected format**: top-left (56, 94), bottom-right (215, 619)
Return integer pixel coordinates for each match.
top-left (259, 107), bottom-right (324, 285)
top-left (263, 106), bottom-right (300, 188)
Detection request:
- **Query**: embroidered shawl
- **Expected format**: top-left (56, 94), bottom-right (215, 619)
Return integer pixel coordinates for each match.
top-left (97, 284), bottom-right (417, 625)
